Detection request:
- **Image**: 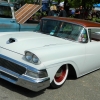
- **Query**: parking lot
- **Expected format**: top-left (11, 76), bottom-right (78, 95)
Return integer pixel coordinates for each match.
top-left (0, 69), bottom-right (100, 100)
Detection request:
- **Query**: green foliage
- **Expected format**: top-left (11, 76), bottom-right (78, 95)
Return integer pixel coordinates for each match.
top-left (16, 0), bottom-right (100, 8)
top-left (53, 0), bottom-right (100, 8)
top-left (54, 0), bottom-right (64, 2)
top-left (96, 18), bottom-right (100, 23)
top-left (33, 11), bottom-right (47, 21)
top-left (15, 0), bottom-right (100, 11)
top-left (24, 0), bottom-right (34, 3)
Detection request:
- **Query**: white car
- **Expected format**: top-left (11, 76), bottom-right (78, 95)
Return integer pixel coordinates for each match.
top-left (0, 16), bottom-right (100, 92)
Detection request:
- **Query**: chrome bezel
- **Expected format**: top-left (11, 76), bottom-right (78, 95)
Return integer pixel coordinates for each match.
top-left (25, 51), bottom-right (41, 65)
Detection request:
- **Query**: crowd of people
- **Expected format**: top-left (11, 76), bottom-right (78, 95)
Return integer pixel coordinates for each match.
top-left (74, 6), bottom-right (98, 20)
top-left (48, 2), bottom-right (67, 17)
top-left (47, 2), bottom-right (100, 21)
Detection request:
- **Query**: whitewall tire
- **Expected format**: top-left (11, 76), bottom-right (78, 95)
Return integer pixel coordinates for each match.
top-left (50, 65), bottom-right (68, 88)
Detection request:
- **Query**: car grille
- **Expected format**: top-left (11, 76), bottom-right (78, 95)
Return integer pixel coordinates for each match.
top-left (0, 57), bottom-right (26, 75)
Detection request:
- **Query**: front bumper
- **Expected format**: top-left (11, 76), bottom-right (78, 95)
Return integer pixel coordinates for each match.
top-left (0, 54), bottom-right (50, 92)
top-left (17, 75), bottom-right (50, 92)
top-left (0, 66), bottom-right (50, 92)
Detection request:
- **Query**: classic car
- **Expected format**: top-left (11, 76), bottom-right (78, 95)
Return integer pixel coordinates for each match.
top-left (0, 16), bottom-right (100, 92)
top-left (0, 1), bottom-right (40, 32)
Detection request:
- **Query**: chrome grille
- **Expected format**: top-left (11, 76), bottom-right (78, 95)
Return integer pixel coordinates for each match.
top-left (0, 57), bottom-right (26, 75)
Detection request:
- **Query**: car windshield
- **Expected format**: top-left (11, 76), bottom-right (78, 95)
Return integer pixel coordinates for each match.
top-left (35, 19), bottom-right (87, 42)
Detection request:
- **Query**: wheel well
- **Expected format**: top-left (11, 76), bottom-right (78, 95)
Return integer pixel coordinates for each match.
top-left (62, 64), bottom-right (77, 79)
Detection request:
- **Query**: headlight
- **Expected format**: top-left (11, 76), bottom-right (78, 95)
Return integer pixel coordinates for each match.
top-left (25, 51), bottom-right (41, 65)
top-left (32, 54), bottom-right (40, 64)
top-left (25, 52), bottom-right (33, 61)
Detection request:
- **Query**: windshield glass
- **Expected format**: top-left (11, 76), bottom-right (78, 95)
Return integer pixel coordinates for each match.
top-left (35, 19), bottom-right (88, 42)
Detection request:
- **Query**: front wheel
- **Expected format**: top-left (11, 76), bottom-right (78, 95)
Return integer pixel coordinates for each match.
top-left (50, 65), bottom-right (68, 89)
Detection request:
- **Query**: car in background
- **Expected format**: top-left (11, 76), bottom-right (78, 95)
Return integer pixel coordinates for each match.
top-left (0, 1), bottom-right (40, 32)
top-left (0, 16), bottom-right (100, 92)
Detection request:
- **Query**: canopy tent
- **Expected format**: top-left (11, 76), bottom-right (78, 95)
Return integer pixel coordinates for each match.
top-left (93, 4), bottom-right (100, 11)
top-left (94, 3), bottom-right (100, 7)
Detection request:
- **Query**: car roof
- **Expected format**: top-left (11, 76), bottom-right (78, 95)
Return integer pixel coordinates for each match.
top-left (43, 16), bottom-right (100, 27)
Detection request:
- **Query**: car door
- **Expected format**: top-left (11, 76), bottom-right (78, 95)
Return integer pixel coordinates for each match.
top-left (0, 18), bottom-right (19, 32)
top-left (0, 5), bottom-right (19, 32)
top-left (76, 27), bottom-right (100, 75)
top-left (84, 28), bottom-right (100, 74)
top-left (85, 41), bottom-right (100, 73)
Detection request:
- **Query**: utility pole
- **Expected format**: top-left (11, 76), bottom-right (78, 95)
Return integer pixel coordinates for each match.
top-left (39, 0), bottom-right (42, 11)
top-left (40, 0), bottom-right (42, 5)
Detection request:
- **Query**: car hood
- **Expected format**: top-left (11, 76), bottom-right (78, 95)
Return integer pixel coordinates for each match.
top-left (0, 32), bottom-right (74, 55)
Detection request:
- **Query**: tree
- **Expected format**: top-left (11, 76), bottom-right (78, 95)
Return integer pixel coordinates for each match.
top-left (15, 0), bottom-right (100, 9)
top-left (67, 0), bottom-right (100, 8)
top-left (54, 0), bottom-right (100, 8)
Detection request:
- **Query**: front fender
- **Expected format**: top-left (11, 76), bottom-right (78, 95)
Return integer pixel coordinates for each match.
top-left (46, 60), bottom-right (80, 83)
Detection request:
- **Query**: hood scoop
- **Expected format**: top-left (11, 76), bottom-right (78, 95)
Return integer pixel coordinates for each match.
top-left (7, 38), bottom-right (17, 44)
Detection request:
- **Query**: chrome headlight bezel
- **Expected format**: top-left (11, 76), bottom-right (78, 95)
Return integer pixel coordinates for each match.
top-left (25, 51), bottom-right (41, 65)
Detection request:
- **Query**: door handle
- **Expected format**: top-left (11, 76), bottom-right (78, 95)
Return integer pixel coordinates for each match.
top-left (10, 20), bottom-right (15, 23)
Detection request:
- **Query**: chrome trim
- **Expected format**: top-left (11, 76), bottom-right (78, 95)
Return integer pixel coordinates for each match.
top-left (0, 54), bottom-right (50, 91)
top-left (0, 66), bottom-right (19, 78)
top-left (0, 54), bottom-right (38, 72)
top-left (0, 69), bottom-right (50, 91)
top-left (17, 75), bottom-right (50, 92)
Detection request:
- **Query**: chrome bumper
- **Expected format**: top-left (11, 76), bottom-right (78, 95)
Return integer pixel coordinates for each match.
top-left (17, 76), bottom-right (50, 92)
top-left (17, 75), bottom-right (50, 92)
top-left (0, 66), bottom-right (50, 92)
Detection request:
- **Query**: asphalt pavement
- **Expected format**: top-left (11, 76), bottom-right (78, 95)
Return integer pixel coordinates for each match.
top-left (0, 69), bottom-right (100, 100)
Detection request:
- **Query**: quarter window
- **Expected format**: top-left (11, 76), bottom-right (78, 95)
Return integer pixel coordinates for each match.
top-left (88, 28), bottom-right (100, 41)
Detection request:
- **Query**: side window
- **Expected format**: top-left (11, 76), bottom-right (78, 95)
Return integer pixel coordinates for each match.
top-left (88, 28), bottom-right (100, 41)
top-left (0, 5), bottom-right (12, 18)
top-left (88, 28), bottom-right (100, 33)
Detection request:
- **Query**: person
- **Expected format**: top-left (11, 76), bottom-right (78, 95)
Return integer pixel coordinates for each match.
top-left (91, 7), bottom-right (96, 19)
top-left (78, 6), bottom-right (84, 19)
top-left (64, 0), bottom-right (70, 16)
top-left (58, 2), bottom-right (67, 17)
top-left (74, 8), bottom-right (80, 18)
top-left (84, 7), bottom-right (89, 19)
top-left (74, 6), bottom-right (84, 19)
top-left (48, 5), bottom-right (57, 16)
